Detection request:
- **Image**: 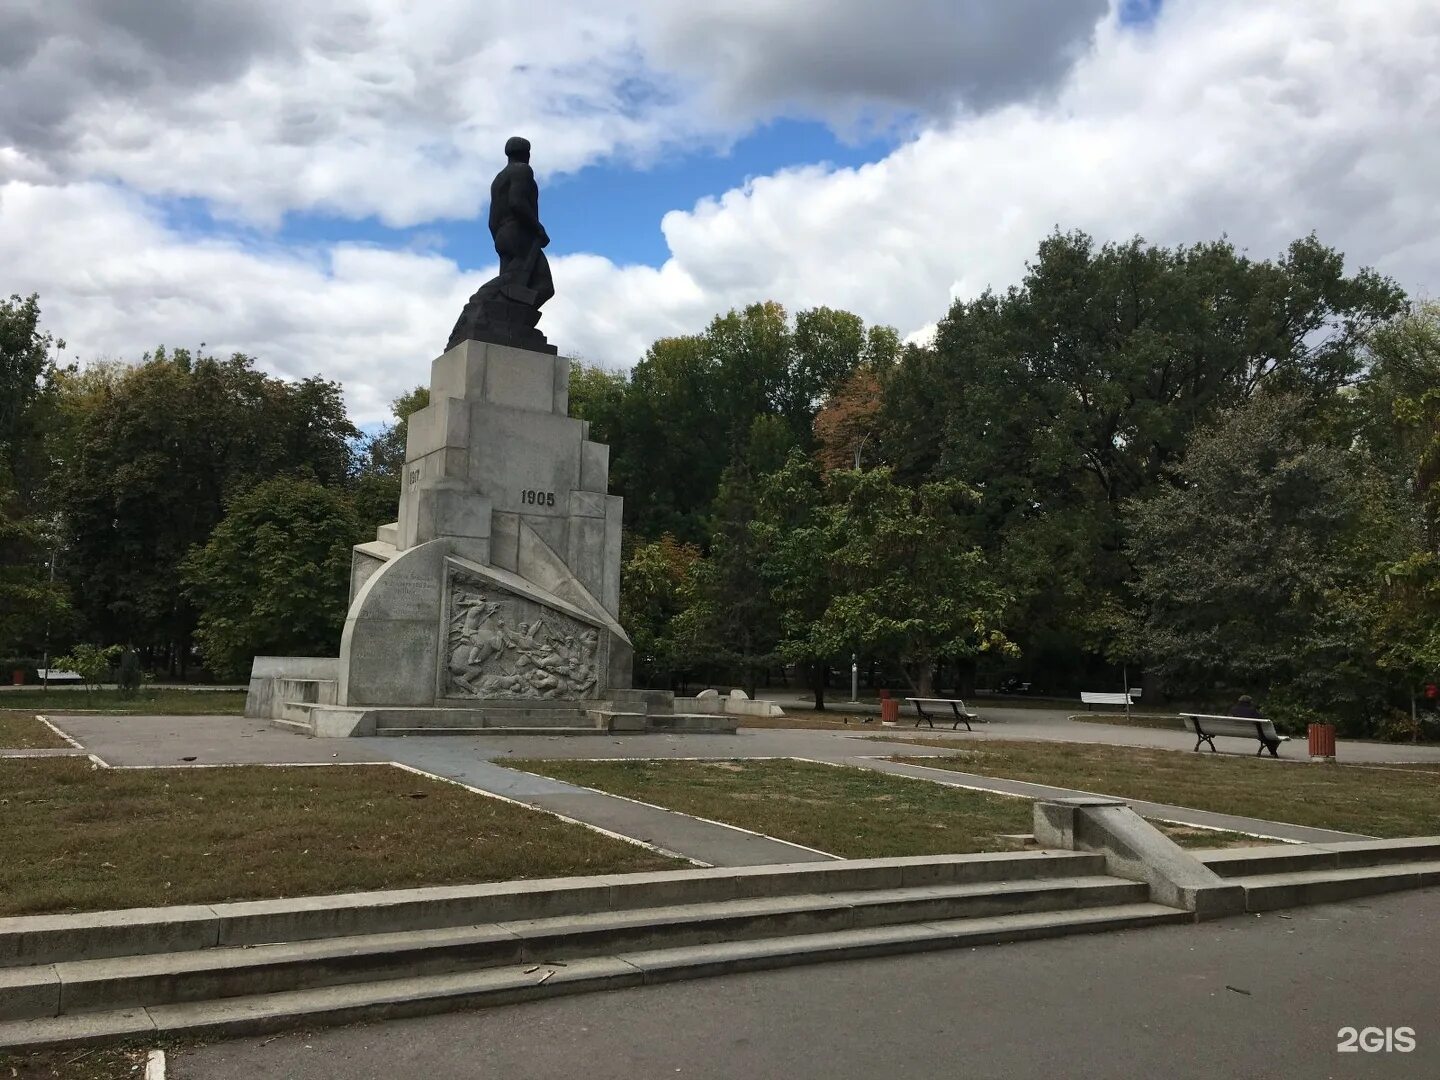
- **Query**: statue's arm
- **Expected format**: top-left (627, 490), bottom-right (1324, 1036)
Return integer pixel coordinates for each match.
top-left (512, 165), bottom-right (549, 246)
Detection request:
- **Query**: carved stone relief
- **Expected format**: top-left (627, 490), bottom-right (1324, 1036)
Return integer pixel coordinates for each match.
top-left (444, 568), bottom-right (601, 700)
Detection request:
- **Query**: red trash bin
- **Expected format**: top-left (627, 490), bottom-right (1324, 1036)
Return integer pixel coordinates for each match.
top-left (881, 698), bottom-right (900, 724)
top-left (1307, 722), bottom-right (1337, 762)
top-left (11, 669), bottom-right (22, 686)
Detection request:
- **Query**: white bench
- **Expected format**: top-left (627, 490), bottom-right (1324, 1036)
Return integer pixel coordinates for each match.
top-left (35, 669), bottom-right (82, 682)
top-left (1080, 690), bottom-right (1142, 708)
top-left (1181, 713), bottom-right (1291, 757)
top-left (906, 697), bottom-right (981, 731)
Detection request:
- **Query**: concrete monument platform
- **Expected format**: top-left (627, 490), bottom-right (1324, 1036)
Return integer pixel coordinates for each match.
top-left (246, 339), bottom-right (733, 737)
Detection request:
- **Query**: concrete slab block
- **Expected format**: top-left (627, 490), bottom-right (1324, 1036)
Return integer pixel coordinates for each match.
top-left (213, 878), bottom-right (620, 946)
top-left (552, 354), bottom-right (569, 416)
top-left (405, 396), bottom-right (471, 459)
top-left (0, 907), bottom-right (219, 967)
top-left (602, 494), bottom-right (623, 616)
top-left (569, 490), bottom-right (606, 518)
top-left (1321, 837), bottom-right (1440, 869)
top-left (580, 441), bottom-right (609, 493)
top-left (484, 347), bottom-right (556, 412)
top-left (0, 1006), bottom-right (156, 1051)
top-left (429, 340), bottom-right (487, 401)
top-left (1034, 798), bottom-right (1245, 919)
top-left (0, 965), bottom-right (60, 1020)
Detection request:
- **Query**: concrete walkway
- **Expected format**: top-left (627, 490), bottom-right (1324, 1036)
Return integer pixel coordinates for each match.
top-left (775, 695), bottom-right (1440, 763)
top-left (171, 887), bottom-right (1440, 1080)
top-left (382, 740), bottom-right (833, 866)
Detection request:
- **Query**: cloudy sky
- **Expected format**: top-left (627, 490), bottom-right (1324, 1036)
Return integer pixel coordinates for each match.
top-left (2, 0), bottom-right (1437, 422)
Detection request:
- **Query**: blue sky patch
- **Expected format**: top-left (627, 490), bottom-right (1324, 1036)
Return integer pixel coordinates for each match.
top-left (152, 117), bottom-right (899, 272)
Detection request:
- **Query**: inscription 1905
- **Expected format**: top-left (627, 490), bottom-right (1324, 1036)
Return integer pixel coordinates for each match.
top-left (521, 489), bottom-right (556, 506)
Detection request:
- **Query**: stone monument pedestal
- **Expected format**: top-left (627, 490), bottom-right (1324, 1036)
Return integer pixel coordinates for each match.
top-left (245, 340), bottom-right (734, 736)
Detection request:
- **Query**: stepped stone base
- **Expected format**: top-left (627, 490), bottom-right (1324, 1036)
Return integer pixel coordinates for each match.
top-left (273, 699), bottom-right (737, 738)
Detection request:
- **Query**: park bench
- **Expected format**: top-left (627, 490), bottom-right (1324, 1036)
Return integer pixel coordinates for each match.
top-left (35, 669), bottom-right (81, 682)
top-left (1079, 690), bottom-right (1142, 708)
top-left (1181, 713), bottom-right (1291, 757)
top-left (906, 697), bottom-right (981, 731)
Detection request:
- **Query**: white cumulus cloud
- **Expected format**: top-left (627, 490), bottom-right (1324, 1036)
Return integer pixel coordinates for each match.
top-left (1, 0), bottom-right (1438, 422)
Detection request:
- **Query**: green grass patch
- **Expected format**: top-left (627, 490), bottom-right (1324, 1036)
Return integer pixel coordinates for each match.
top-left (0, 688), bottom-right (247, 714)
top-left (892, 740), bottom-right (1440, 838)
top-left (0, 758), bottom-right (677, 917)
top-left (0, 711), bottom-right (69, 749)
top-left (515, 757), bottom-right (1035, 858)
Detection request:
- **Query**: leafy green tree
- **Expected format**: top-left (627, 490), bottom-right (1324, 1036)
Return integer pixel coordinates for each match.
top-left (613, 303), bottom-right (894, 542)
top-left (567, 362), bottom-right (627, 446)
top-left (0, 293), bottom-right (65, 505)
top-left (669, 465), bottom-right (782, 695)
top-left (1127, 394), bottom-right (1408, 731)
top-left (813, 468), bottom-right (1013, 697)
top-left (0, 482), bottom-right (70, 657)
top-left (54, 351), bottom-right (358, 672)
top-left (0, 296), bottom-right (70, 657)
top-left (880, 231), bottom-right (1407, 691)
top-left (353, 385), bottom-right (429, 534)
top-left (619, 534), bottom-right (702, 689)
top-left (116, 648), bottom-right (143, 698)
top-left (182, 476), bottom-right (363, 679)
top-left (751, 452), bottom-right (837, 707)
top-left (52, 643), bottom-right (121, 697)
top-left (1353, 304), bottom-right (1440, 719)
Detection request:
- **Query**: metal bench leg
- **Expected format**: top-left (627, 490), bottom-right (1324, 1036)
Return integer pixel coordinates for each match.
top-left (1263, 739), bottom-right (1280, 758)
top-left (948, 704), bottom-right (973, 732)
top-left (914, 706), bottom-right (933, 729)
top-left (1194, 733), bottom-right (1217, 752)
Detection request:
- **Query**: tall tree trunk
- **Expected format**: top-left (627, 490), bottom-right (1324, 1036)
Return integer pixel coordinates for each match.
top-left (956, 656), bottom-right (977, 697)
top-left (917, 662), bottom-right (935, 697)
top-left (811, 661), bottom-right (827, 711)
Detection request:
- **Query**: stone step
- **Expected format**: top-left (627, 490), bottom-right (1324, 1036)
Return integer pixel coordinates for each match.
top-left (380, 710), bottom-right (600, 729)
top-left (0, 876), bottom-right (1147, 1020)
top-left (268, 717), bottom-right (313, 735)
top-left (1223, 861), bottom-right (1440, 912)
top-left (0, 903), bottom-right (1188, 1049)
top-left (376, 726), bottom-right (607, 737)
top-left (1196, 837), bottom-right (1440, 878)
top-left (0, 852), bottom-right (1108, 968)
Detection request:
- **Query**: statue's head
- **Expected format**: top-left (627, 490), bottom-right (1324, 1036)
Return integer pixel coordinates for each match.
top-left (504, 136), bottom-right (531, 163)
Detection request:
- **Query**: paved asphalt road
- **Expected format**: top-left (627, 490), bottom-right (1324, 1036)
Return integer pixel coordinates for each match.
top-left (173, 888), bottom-right (1440, 1080)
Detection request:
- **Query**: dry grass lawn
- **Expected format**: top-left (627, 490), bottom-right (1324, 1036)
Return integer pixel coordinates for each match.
top-left (516, 757), bottom-right (1035, 858)
top-left (891, 740), bottom-right (1440, 837)
top-left (0, 758), bottom-right (677, 917)
top-left (0, 711), bottom-right (69, 749)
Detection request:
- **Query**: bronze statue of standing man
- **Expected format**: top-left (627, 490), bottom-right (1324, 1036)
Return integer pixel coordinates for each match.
top-left (447, 137), bottom-right (558, 354)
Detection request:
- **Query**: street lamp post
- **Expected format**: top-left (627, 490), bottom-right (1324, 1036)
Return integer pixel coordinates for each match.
top-left (41, 550), bottom-right (55, 693)
top-left (851, 652), bottom-right (859, 703)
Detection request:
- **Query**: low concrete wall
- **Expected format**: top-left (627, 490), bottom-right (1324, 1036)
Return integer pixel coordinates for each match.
top-left (1033, 797), bottom-right (1245, 919)
top-left (244, 657), bottom-right (340, 720)
top-left (675, 696), bottom-right (785, 718)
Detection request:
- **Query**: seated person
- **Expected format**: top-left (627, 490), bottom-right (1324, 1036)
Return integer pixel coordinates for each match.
top-left (1231, 694), bottom-right (1263, 718)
